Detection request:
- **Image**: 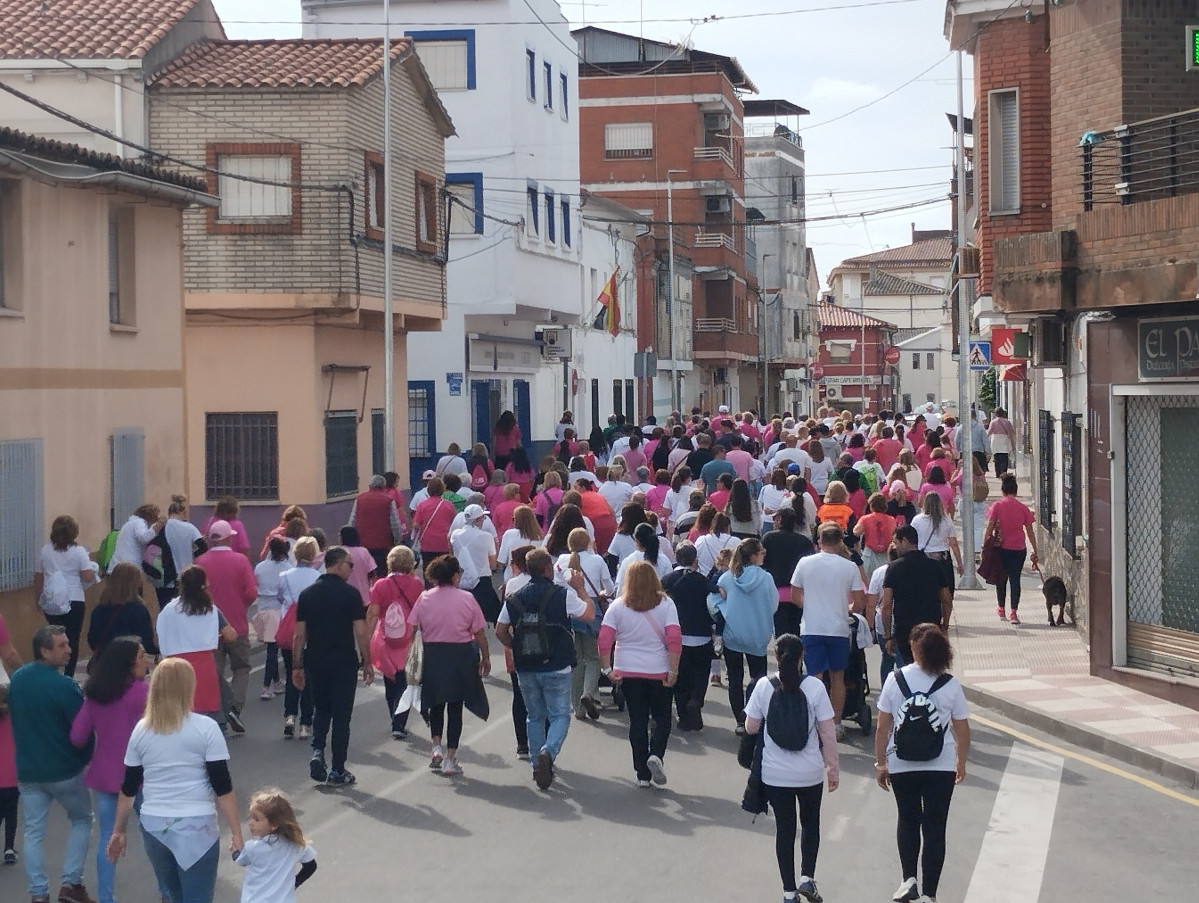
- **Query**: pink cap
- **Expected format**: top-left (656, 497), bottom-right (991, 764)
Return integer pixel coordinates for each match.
top-left (207, 519), bottom-right (237, 541)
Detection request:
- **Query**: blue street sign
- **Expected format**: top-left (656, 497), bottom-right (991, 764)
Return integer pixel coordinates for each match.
top-left (968, 341), bottom-right (991, 370)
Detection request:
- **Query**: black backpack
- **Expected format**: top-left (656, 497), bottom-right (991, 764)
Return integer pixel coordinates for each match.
top-left (765, 676), bottom-right (811, 752)
top-left (892, 671), bottom-right (953, 761)
top-left (506, 583), bottom-right (564, 671)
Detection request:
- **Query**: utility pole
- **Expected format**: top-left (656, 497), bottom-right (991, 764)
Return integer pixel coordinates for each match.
top-left (381, 0), bottom-right (395, 472)
top-left (956, 50), bottom-right (980, 589)
top-left (666, 170), bottom-right (685, 413)
top-left (760, 253), bottom-right (773, 416)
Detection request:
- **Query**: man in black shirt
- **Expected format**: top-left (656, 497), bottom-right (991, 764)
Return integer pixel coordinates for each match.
top-left (685, 432), bottom-right (716, 476)
top-left (292, 547), bottom-right (373, 787)
top-left (761, 508), bottom-right (815, 637)
top-left (661, 543), bottom-right (714, 731)
top-left (880, 525), bottom-right (951, 665)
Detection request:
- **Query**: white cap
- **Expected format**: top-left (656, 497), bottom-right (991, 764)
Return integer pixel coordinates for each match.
top-left (717, 404), bottom-right (730, 414)
top-left (463, 504), bottom-right (488, 520)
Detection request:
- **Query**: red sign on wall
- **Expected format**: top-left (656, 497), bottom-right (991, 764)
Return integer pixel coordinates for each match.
top-left (991, 327), bottom-right (1028, 365)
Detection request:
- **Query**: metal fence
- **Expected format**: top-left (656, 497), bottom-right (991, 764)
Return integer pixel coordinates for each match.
top-left (0, 439), bottom-right (43, 591)
top-left (1082, 105), bottom-right (1199, 209)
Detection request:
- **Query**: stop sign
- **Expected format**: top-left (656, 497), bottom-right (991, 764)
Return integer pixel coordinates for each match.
top-left (810, 363), bottom-right (825, 381)
top-left (884, 346), bottom-right (901, 365)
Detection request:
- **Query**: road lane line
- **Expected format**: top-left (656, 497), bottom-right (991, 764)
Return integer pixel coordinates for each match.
top-left (972, 713), bottom-right (1199, 808)
top-left (963, 744), bottom-right (1063, 903)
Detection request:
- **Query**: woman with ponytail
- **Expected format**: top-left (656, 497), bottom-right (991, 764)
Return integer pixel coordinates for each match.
top-left (744, 634), bottom-right (839, 903)
top-left (613, 522), bottom-right (673, 591)
top-left (555, 528), bottom-right (614, 721)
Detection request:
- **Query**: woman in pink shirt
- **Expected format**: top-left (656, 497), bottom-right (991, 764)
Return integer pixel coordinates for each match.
top-left (412, 478), bottom-right (456, 560)
top-left (985, 473), bottom-right (1039, 624)
top-left (367, 546), bottom-right (423, 740)
top-left (504, 447), bottom-right (536, 503)
top-left (337, 525), bottom-right (378, 603)
top-left (200, 496), bottom-right (250, 558)
top-left (492, 411), bottom-right (522, 469)
top-left (409, 555), bottom-right (492, 777)
top-left (598, 559), bottom-right (682, 788)
top-left (918, 465), bottom-right (956, 519)
top-left (69, 637), bottom-right (151, 903)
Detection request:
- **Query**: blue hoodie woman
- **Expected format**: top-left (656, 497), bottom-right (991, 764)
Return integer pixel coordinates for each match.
top-left (711, 538), bottom-right (779, 731)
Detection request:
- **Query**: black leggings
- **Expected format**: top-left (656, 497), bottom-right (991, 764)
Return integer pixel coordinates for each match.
top-left (995, 547), bottom-right (1027, 610)
top-left (428, 702), bottom-right (464, 749)
top-left (46, 600), bottom-right (85, 678)
top-left (383, 674), bottom-right (410, 733)
top-left (724, 649), bottom-right (768, 725)
top-left (764, 783), bottom-right (824, 891)
top-left (0, 786), bottom-right (17, 850)
top-left (263, 642), bottom-right (279, 687)
top-left (510, 673), bottom-right (528, 751)
top-left (890, 770), bottom-right (956, 897)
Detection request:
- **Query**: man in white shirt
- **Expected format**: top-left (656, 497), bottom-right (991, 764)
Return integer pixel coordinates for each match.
top-left (407, 470), bottom-right (437, 518)
top-left (449, 493), bottom-right (498, 543)
top-left (599, 467), bottom-right (636, 513)
top-left (768, 435), bottom-right (813, 478)
top-left (451, 505), bottom-right (500, 623)
top-left (790, 522), bottom-right (866, 740)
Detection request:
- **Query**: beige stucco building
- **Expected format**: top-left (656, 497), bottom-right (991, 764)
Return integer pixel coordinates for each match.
top-left (147, 37), bottom-right (453, 539)
top-left (0, 127), bottom-right (215, 648)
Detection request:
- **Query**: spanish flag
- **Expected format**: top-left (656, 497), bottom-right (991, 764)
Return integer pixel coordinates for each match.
top-left (597, 270), bottom-right (620, 337)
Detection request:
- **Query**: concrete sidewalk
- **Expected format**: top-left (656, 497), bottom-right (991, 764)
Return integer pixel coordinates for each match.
top-left (946, 457), bottom-right (1199, 790)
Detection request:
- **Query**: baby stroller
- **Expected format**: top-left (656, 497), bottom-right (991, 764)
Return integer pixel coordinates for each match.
top-left (841, 613), bottom-right (874, 734)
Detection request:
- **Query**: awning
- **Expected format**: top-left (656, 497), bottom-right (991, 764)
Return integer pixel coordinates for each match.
top-left (998, 363), bottom-right (1026, 381)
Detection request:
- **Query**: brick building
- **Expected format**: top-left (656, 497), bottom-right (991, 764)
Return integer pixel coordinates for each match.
top-left (947, 0), bottom-right (1199, 704)
top-left (814, 302), bottom-right (898, 414)
top-left (575, 27), bottom-right (762, 415)
top-left (148, 37), bottom-right (453, 533)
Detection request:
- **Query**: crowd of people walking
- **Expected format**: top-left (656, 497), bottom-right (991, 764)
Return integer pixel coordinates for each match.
top-left (0, 402), bottom-right (1033, 903)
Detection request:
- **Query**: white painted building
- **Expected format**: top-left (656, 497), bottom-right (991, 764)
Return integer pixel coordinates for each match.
top-left (303, 0), bottom-right (637, 456)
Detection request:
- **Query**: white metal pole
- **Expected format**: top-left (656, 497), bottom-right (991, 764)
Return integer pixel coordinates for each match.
top-left (382, 0), bottom-right (396, 472)
top-left (956, 49), bottom-right (979, 589)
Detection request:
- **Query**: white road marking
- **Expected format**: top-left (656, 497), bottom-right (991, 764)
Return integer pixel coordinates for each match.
top-left (963, 743), bottom-right (1064, 903)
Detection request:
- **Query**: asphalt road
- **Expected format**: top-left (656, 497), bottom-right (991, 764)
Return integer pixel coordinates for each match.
top-left (4, 640), bottom-right (1197, 903)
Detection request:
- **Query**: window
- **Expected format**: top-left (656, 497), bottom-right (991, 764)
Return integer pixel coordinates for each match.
top-left (0, 438), bottom-right (43, 591)
top-left (912, 353), bottom-right (921, 370)
top-left (0, 180), bottom-right (19, 311)
top-left (206, 143), bottom-right (300, 234)
top-left (988, 88), bottom-right (1020, 214)
top-left (415, 172), bottom-right (438, 253)
top-left (612, 380), bottom-right (623, 417)
top-left (927, 352), bottom-right (936, 370)
top-left (544, 61), bottom-right (553, 110)
top-left (108, 208), bottom-right (135, 326)
top-left (604, 122), bottom-right (653, 159)
top-left (364, 152), bottom-right (384, 240)
top-left (111, 429), bottom-right (144, 530)
top-left (407, 30), bottom-right (476, 90)
top-left (205, 412), bottom-right (278, 500)
top-left (526, 49), bottom-right (536, 101)
top-left (561, 198), bottom-right (571, 247)
top-left (828, 341), bottom-right (852, 362)
top-left (445, 173), bottom-right (483, 235)
top-left (544, 189), bottom-right (555, 244)
top-left (560, 72), bottom-right (569, 120)
top-left (526, 183), bottom-right (539, 235)
top-left (591, 378), bottom-right (600, 429)
top-left (325, 411), bottom-right (358, 497)
top-left (625, 380), bottom-right (635, 420)
top-left (793, 312), bottom-right (801, 340)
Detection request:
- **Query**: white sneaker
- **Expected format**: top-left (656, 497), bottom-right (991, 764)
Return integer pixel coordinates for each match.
top-left (647, 755), bottom-right (667, 786)
top-left (892, 877), bottom-right (919, 902)
top-left (260, 688), bottom-right (274, 701)
top-left (429, 745), bottom-right (444, 770)
top-left (440, 757), bottom-right (463, 777)
top-left (297, 724), bottom-right (311, 739)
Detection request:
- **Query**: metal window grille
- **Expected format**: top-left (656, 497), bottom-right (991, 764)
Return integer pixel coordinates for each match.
top-left (205, 412), bottom-right (278, 500)
top-left (324, 411), bottom-right (359, 497)
top-left (111, 428), bottom-right (144, 529)
top-left (1037, 409), bottom-right (1055, 528)
top-left (408, 388), bottom-right (432, 457)
top-left (371, 409), bottom-right (386, 477)
top-left (591, 378), bottom-right (600, 429)
top-left (612, 380), bottom-right (623, 417)
top-left (0, 439), bottom-right (43, 591)
top-left (625, 380), bottom-right (635, 420)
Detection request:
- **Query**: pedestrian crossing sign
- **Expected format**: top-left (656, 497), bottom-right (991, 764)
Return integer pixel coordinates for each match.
top-left (968, 341), bottom-right (991, 370)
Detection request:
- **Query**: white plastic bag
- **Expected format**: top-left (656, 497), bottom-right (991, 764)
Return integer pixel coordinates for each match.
top-left (39, 570), bottom-right (72, 616)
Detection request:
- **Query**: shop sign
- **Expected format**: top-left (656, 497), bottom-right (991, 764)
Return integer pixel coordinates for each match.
top-left (1138, 316), bottom-right (1199, 381)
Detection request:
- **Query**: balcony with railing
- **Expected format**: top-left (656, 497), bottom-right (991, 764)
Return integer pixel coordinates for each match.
top-left (1081, 107), bottom-right (1199, 209)
top-left (693, 312), bottom-right (759, 360)
top-left (692, 229), bottom-right (741, 274)
top-left (692, 137), bottom-right (744, 180)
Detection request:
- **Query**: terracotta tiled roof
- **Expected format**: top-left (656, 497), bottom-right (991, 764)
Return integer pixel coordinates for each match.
top-left (148, 38), bottom-right (412, 89)
top-left (863, 272), bottom-right (943, 296)
top-left (840, 237), bottom-right (955, 267)
top-left (0, 0), bottom-right (202, 60)
top-left (0, 125), bottom-right (208, 192)
top-left (815, 302), bottom-right (897, 331)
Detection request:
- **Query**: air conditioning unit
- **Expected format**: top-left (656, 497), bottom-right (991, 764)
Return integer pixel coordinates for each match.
top-left (825, 384), bottom-right (840, 398)
top-left (1031, 317), bottom-right (1066, 366)
top-left (705, 196), bottom-right (732, 214)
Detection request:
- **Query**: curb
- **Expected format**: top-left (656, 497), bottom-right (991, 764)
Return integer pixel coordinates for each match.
top-left (960, 683), bottom-right (1199, 792)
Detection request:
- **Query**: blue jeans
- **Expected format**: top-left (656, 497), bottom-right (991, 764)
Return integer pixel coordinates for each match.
top-left (517, 669), bottom-right (573, 765)
top-left (19, 775), bottom-right (92, 896)
top-left (141, 828), bottom-right (219, 903)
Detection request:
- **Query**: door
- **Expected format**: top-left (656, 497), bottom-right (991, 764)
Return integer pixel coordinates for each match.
top-left (471, 379), bottom-right (501, 450)
top-left (513, 379), bottom-right (531, 446)
top-left (406, 381), bottom-right (436, 492)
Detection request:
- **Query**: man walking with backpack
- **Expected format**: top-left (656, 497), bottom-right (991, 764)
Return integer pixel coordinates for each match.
top-left (496, 550), bottom-right (593, 791)
top-left (744, 634), bottom-right (839, 903)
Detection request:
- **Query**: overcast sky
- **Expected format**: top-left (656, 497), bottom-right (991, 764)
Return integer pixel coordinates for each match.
top-left (212, 0), bottom-right (966, 284)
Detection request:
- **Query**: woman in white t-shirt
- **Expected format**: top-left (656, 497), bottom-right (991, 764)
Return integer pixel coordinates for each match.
top-left (758, 469), bottom-right (790, 533)
top-left (497, 506), bottom-right (544, 581)
top-left (555, 528), bottom-right (616, 721)
top-left (874, 624), bottom-right (970, 903)
top-left (106, 658), bottom-right (243, 903)
top-left (744, 634), bottom-right (839, 903)
top-left (910, 494), bottom-right (962, 598)
top-left (33, 514), bottom-right (95, 678)
top-left (158, 566), bottom-right (236, 719)
top-left (693, 514), bottom-right (740, 576)
top-left (613, 523), bottom-right (674, 591)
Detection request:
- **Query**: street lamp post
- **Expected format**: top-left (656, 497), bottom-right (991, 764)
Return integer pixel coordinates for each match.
top-left (381, 0), bottom-right (395, 471)
top-left (760, 253), bottom-right (773, 415)
top-left (665, 169), bottom-right (686, 413)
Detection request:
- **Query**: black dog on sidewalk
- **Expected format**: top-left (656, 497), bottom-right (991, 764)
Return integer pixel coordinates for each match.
top-left (1043, 576), bottom-right (1068, 627)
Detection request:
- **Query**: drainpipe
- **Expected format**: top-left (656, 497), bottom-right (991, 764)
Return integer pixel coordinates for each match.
top-left (113, 73), bottom-right (124, 158)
